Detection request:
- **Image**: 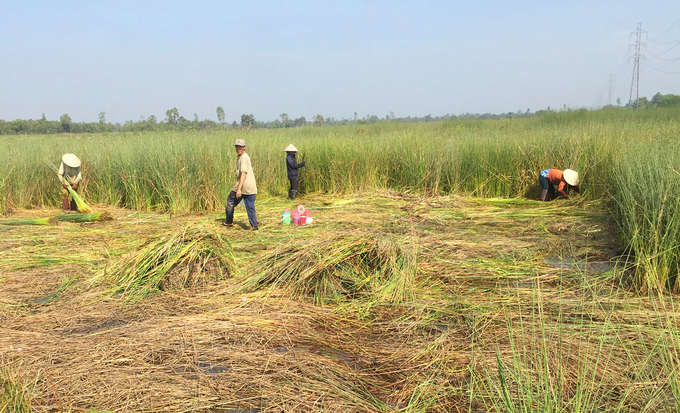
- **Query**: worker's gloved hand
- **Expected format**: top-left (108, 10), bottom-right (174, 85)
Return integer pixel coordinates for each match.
top-left (62, 183), bottom-right (68, 189)
top-left (72, 183), bottom-right (78, 190)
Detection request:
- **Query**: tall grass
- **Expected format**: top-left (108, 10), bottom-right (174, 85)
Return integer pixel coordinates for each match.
top-left (3, 109), bottom-right (680, 291)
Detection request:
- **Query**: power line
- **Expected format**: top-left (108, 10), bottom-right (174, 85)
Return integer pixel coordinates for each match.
top-left (650, 17), bottom-right (680, 42)
top-left (649, 55), bottom-right (680, 71)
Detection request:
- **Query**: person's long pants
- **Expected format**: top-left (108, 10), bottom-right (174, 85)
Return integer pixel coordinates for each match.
top-left (288, 177), bottom-right (298, 191)
top-left (225, 191), bottom-right (258, 229)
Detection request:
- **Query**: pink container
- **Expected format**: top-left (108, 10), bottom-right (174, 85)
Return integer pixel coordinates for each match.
top-left (291, 210), bottom-right (301, 226)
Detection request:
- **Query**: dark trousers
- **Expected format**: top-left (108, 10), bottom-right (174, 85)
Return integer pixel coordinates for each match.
top-left (288, 177), bottom-right (298, 191)
top-left (539, 176), bottom-right (556, 200)
top-left (225, 191), bottom-right (258, 229)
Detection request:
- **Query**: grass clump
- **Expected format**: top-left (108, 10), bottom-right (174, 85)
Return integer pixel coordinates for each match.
top-left (239, 233), bottom-right (416, 305)
top-left (97, 226), bottom-right (236, 300)
top-left (0, 364), bottom-right (34, 413)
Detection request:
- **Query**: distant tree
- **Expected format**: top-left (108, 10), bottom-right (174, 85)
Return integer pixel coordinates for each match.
top-left (165, 107), bottom-right (179, 125)
top-left (547, 106), bottom-right (551, 111)
top-left (193, 113), bottom-right (199, 123)
top-left (241, 114), bottom-right (255, 128)
top-left (216, 106), bottom-right (225, 124)
top-left (177, 116), bottom-right (188, 124)
top-left (616, 97), bottom-right (621, 106)
top-left (635, 96), bottom-right (649, 109)
top-left (232, 121), bottom-right (238, 128)
top-left (651, 92), bottom-right (663, 106)
top-left (280, 113), bottom-right (289, 124)
top-left (294, 116), bottom-right (306, 127)
top-left (98, 111), bottom-right (106, 124)
top-left (353, 112), bottom-right (358, 121)
top-left (148, 115), bottom-right (157, 124)
top-left (60, 114), bottom-right (72, 133)
top-left (563, 104), bottom-right (567, 111)
top-left (389, 111), bottom-right (395, 120)
top-left (314, 114), bottom-right (324, 126)
top-left (525, 108), bottom-right (530, 115)
top-left (41, 113), bottom-right (46, 121)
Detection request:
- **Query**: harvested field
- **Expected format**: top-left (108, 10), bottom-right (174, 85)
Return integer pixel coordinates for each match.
top-left (0, 193), bottom-right (678, 412)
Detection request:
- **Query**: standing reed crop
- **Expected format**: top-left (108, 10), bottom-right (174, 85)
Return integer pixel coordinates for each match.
top-left (3, 109), bottom-right (680, 291)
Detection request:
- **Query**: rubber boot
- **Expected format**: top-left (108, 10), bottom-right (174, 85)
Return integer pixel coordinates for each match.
top-left (289, 190), bottom-right (298, 200)
top-left (540, 189), bottom-right (549, 202)
top-left (63, 197), bottom-right (70, 210)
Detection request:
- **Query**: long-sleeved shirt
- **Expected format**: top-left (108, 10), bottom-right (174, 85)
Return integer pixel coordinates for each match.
top-left (286, 153), bottom-right (306, 179)
top-left (546, 168), bottom-right (568, 198)
top-left (58, 162), bottom-right (82, 186)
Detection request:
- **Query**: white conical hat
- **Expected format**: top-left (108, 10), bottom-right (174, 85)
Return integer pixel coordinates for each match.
top-left (62, 153), bottom-right (81, 168)
top-left (284, 144), bottom-right (298, 152)
top-left (563, 169), bottom-right (579, 186)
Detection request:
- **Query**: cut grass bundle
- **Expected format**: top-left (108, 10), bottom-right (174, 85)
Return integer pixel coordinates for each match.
top-left (67, 184), bottom-right (92, 213)
top-left (56, 212), bottom-right (113, 222)
top-left (239, 233), bottom-right (416, 305)
top-left (97, 225), bottom-right (236, 300)
top-left (0, 216), bottom-right (58, 226)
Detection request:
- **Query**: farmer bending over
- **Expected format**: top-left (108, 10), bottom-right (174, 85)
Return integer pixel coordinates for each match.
top-left (58, 153), bottom-right (82, 211)
top-left (224, 139), bottom-right (258, 230)
top-left (284, 144), bottom-right (305, 200)
top-left (539, 168), bottom-right (580, 201)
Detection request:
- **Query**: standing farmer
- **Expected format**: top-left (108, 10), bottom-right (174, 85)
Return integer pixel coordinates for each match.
top-left (539, 168), bottom-right (580, 201)
top-left (224, 139), bottom-right (258, 230)
top-left (58, 153), bottom-right (82, 211)
top-left (284, 144), bottom-right (305, 200)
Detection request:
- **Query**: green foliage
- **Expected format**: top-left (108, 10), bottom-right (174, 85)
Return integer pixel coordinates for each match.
top-left (3, 109), bottom-right (680, 291)
top-left (241, 113), bottom-right (255, 128)
top-left (0, 366), bottom-right (33, 413)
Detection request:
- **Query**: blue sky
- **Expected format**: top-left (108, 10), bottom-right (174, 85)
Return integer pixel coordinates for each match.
top-left (1, 0), bottom-right (678, 123)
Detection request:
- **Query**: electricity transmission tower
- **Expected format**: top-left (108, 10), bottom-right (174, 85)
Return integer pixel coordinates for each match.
top-left (607, 73), bottom-right (614, 106)
top-left (628, 22), bottom-right (646, 109)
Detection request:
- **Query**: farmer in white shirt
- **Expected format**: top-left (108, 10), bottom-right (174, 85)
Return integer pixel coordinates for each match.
top-left (58, 153), bottom-right (82, 211)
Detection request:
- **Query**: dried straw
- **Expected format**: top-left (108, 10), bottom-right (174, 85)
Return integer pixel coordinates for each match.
top-left (95, 225), bottom-right (236, 300)
top-left (239, 232), bottom-right (416, 305)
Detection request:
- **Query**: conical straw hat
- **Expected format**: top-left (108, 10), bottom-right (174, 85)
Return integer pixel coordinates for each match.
top-left (284, 144), bottom-right (298, 152)
top-left (62, 153), bottom-right (81, 168)
top-left (563, 169), bottom-right (579, 186)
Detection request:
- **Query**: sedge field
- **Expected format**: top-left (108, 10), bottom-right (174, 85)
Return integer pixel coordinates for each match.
top-left (1, 192), bottom-right (679, 412)
top-left (1, 111), bottom-right (680, 412)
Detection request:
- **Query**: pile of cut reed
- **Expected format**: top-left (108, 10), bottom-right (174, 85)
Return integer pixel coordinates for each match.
top-left (55, 212), bottom-right (113, 222)
top-left (239, 232), bottom-right (416, 305)
top-left (96, 225), bottom-right (236, 300)
top-left (0, 217), bottom-right (59, 226)
top-left (66, 184), bottom-right (92, 213)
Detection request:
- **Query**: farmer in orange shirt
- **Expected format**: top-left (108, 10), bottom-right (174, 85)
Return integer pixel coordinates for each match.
top-left (539, 168), bottom-right (580, 201)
